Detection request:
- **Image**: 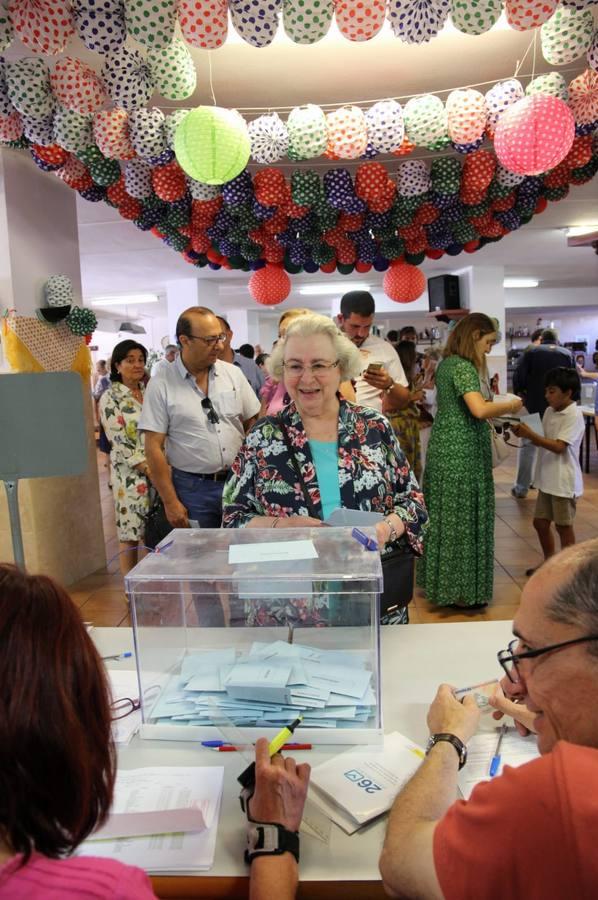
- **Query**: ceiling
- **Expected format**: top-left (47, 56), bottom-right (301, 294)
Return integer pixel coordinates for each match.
top-left (18, 14), bottom-right (592, 319)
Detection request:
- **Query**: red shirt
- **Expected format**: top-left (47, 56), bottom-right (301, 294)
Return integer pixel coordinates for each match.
top-left (434, 741), bottom-right (598, 900)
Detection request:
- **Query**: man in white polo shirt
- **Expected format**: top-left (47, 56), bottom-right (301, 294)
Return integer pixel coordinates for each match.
top-left (337, 291), bottom-right (409, 413)
top-left (140, 306), bottom-right (260, 534)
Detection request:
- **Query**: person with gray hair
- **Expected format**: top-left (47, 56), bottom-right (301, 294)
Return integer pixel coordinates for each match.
top-left (379, 538), bottom-right (598, 899)
top-left (511, 328), bottom-right (576, 499)
top-left (150, 344), bottom-right (179, 378)
top-left (222, 313), bottom-right (427, 623)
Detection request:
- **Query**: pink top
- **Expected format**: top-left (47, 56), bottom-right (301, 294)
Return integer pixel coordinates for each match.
top-left (0, 853), bottom-right (156, 899)
top-left (260, 377), bottom-right (289, 415)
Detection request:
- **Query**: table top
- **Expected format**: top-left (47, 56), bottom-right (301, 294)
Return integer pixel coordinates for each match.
top-left (95, 620), bottom-right (513, 892)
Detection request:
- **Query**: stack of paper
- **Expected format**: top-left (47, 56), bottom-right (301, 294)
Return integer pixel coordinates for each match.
top-left (458, 729), bottom-right (539, 800)
top-left (147, 641), bottom-right (377, 730)
top-left (309, 732), bottom-right (425, 834)
top-left (80, 766), bottom-right (224, 873)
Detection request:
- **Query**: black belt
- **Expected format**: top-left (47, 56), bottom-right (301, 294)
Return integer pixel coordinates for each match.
top-left (193, 470), bottom-right (229, 482)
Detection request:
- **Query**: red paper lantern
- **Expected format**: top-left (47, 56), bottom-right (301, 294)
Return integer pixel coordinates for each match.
top-left (249, 265), bottom-right (291, 305)
top-left (494, 95), bottom-right (575, 176)
top-left (383, 262), bottom-right (426, 303)
top-left (355, 261), bottom-right (372, 273)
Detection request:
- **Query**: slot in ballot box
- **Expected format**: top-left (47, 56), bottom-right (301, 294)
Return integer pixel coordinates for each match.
top-left (125, 527), bottom-right (383, 745)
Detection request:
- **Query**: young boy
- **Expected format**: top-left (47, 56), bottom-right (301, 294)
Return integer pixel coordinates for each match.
top-left (513, 367), bottom-right (585, 576)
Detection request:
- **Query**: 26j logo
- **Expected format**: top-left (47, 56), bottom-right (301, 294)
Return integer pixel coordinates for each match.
top-left (344, 769), bottom-right (382, 794)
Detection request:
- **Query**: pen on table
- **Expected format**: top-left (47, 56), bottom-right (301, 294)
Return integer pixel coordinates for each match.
top-left (351, 527), bottom-right (378, 552)
top-left (454, 679), bottom-right (499, 697)
top-left (489, 723), bottom-right (508, 777)
top-left (237, 715), bottom-right (303, 789)
top-left (204, 742), bottom-right (312, 752)
top-left (102, 652), bottom-right (133, 661)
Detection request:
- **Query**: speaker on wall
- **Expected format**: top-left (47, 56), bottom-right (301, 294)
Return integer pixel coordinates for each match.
top-left (427, 274), bottom-right (461, 312)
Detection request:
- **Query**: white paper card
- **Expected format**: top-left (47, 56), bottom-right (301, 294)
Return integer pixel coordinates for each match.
top-left (458, 730), bottom-right (539, 800)
top-left (229, 540), bottom-right (318, 565)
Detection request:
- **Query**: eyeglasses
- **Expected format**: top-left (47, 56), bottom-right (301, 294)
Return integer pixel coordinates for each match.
top-left (111, 696), bottom-right (141, 720)
top-left (282, 361), bottom-right (340, 377)
top-left (201, 396), bottom-right (220, 424)
top-left (497, 634), bottom-right (598, 684)
top-left (186, 333), bottom-right (226, 347)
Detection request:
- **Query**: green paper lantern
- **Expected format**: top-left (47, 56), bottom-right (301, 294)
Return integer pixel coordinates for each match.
top-left (89, 157), bottom-right (121, 186)
top-left (404, 251), bottom-right (425, 265)
top-left (175, 106), bottom-right (251, 186)
top-left (336, 262), bottom-right (354, 275)
top-left (67, 306), bottom-right (97, 336)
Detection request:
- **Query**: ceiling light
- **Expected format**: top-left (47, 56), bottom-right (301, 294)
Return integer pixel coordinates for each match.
top-left (299, 282), bottom-right (370, 296)
top-left (90, 294), bottom-right (159, 307)
top-left (119, 322), bottom-right (147, 334)
top-left (503, 278), bottom-right (539, 289)
top-left (566, 226), bottom-right (598, 238)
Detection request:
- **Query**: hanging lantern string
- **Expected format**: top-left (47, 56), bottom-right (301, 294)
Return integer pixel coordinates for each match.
top-left (513, 32), bottom-right (536, 79)
top-left (207, 51), bottom-right (217, 107)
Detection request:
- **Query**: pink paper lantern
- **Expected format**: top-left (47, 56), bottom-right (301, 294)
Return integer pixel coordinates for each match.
top-left (249, 265), bottom-right (291, 305)
top-left (568, 68), bottom-right (598, 131)
top-left (494, 95), bottom-right (575, 176)
top-left (383, 262), bottom-right (426, 303)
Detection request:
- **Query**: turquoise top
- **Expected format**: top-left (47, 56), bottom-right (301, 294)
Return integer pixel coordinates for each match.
top-left (309, 440), bottom-right (341, 521)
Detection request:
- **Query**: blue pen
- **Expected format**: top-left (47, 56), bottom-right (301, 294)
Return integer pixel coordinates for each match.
top-left (201, 740), bottom-right (228, 748)
top-left (102, 652), bottom-right (133, 661)
top-left (352, 527), bottom-right (377, 552)
top-left (489, 724), bottom-right (507, 777)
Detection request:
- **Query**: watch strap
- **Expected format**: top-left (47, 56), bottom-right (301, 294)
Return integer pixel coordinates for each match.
top-left (426, 733), bottom-right (468, 770)
top-left (245, 822), bottom-right (300, 865)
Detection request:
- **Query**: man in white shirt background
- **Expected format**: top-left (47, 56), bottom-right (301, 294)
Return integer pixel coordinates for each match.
top-left (337, 291), bottom-right (409, 413)
top-left (150, 344), bottom-right (179, 378)
top-left (216, 315), bottom-right (265, 400)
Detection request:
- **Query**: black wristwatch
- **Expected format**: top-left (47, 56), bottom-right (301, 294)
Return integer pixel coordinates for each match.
top-left (426, 733), bottom-right (468, 770)
top-left (245, 822), bottom-right (300, 865)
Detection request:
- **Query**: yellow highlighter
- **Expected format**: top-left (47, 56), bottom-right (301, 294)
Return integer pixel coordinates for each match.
top-left (237, 716), bottom-right (303, 789)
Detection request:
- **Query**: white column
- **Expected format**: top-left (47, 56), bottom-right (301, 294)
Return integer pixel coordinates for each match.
top-left (460, 265), bottom-right (507, 392)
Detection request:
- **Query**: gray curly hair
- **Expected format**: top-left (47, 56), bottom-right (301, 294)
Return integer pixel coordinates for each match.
top-left (268, 313), bottom-right (363, 382)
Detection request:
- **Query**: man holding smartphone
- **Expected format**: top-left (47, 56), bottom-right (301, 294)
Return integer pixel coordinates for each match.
top-left (338, 290), bottom-right (410, 413)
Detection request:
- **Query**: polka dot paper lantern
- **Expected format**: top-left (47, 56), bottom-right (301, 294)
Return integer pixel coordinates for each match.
top-left (396, 159), bottom-right (431, 196)
top-left (101, 46), bottom-right (155, 111)
top-left (93, 108), bottom-right (135, 160)
top-left (229, 0), bottom-right (281, 48)
top-left (335, 0), bottom-right (385, 42)
top-left (0, 3), bottom-right (13, 51)
top-left (72, 0), bottom-right (126, 54)
top-left (165, 109), bottom-right (190, 148)
top-left (287, 104), bottom-right (328, 160)
top-left (188, 177), bottom-right (220, 200)
top-left (126, 108), bottom-right (167, 160)
top-left (365, 100), bottom-right (404, 153)
top-left (388, 0), bottom-right (451, 44)
top-left (588, 29), bottom-right (598, 71)
top-left (495, 162), bottom-right (525, 187)
top-left (175, 106), bottom-right (251, 185)
top-left (53, 106), bottom-right (92, 152)
top-left (541, 7), bottom-right (594, 66)
top-left (485, 79), bottom-right (524, 136)
top-left (0, 61), bottom-right (11, 116)
top-left (44, 274), bottom-right (73, 307)
top-left (178, 0), bottom-right (228, 48)
top-left (124, 0), bottom-right (176, 47)
top-left (326, 106), bottom-right (367, 159)
top-left (450, 0), bottom-right (501, 34)
top-left (56, 154), bottom-right (92, 190)
top-left (446, 89), bottom-right (487, 144)
top-left (494, 95), bottom-right (575, 176)
top-left (148, 38), bottom-right (196, 101)
top-left (67, 306), bottom-right (97, 337)
top-left (6, 57), bottom-right (54, 118)
top-left (383, 262), bottom-right (426, 302)
top-left (568, 69), bottom-right (598, 132)
top-left (431, 155), bottom-right (462, 193)
top-left (526, 72), bottom-right (568, 101)
top-left (152, 159), bottom-right (187, 201)
top-left (0, 110), bottom-right (22, 142)
top-left (505, 0), bottom-right (557, 32)
top-left (249, 264), bottom-right (291, 305)
top-left (283, 0), bottom-right (334, 43)
top-left (248, 112), bottom-right (289, 164)
top-left (8, 0), bottom-right (74, 54)
top-left (404, 94), bottom-right (449, 149)
top-left (22, 112), bottom-right (54, 145)
top-left (124, 158), bottom-right (153, 198)
top-left (51, 58), bottom-right (107, 116)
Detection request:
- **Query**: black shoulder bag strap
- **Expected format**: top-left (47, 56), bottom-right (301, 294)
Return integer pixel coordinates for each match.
top-left (277, 415), bottom-right (319, 519)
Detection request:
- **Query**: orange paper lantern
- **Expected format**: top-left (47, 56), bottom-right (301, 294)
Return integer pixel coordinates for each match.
top-left (249, 265), bottom-right (291, 305)
top-left (383, 262), bottom-right (426, 303)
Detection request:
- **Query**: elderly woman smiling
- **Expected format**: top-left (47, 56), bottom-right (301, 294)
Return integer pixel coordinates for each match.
top-left (222, 314), bottom-right (427, 553)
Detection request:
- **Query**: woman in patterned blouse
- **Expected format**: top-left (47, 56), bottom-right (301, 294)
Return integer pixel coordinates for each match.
top-left (99, 340), bottom-right (150, 577)
top-left (223, 315), bottom-right (427, 616)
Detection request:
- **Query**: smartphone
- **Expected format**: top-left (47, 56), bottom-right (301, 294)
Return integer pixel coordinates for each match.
top-left (366, 362), bottom-right (383, 373)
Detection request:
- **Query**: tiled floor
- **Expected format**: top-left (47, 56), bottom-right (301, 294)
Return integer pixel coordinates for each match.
top-left (70, 441), bottom-right (598, 627)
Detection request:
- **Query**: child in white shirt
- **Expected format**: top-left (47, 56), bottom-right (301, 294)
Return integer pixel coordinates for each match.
top-left (513, 367), bottom-right (584, 576)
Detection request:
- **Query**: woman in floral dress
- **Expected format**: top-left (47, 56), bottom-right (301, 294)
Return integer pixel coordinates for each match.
top-left (417, 314), bottom-right (522, 608)
top-left (100, 340), bottom-right (150, 576)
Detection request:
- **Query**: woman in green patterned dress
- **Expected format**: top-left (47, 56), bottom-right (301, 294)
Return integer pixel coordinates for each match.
top-left (417, 314), bottom-right (522, 607)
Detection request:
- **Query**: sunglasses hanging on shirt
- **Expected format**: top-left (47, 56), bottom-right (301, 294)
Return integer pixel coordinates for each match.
top-left (202, 396), bottom-right (220, 425)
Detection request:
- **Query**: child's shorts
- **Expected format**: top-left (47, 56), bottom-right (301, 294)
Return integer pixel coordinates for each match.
top-left (534, 489), bottom-right (577, 527)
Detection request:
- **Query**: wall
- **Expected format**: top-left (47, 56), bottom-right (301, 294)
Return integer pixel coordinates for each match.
top-left (507, 310), bottom-right (598, 369)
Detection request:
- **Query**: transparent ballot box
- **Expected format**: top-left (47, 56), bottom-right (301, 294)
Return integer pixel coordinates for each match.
top-left (125, 527), bottom-right (383, 745)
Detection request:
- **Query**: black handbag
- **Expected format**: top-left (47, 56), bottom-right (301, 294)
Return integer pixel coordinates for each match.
top-left (277, 417), bottom-right (414, 623)
top-left (144, 486), bottom-right (172, 550)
